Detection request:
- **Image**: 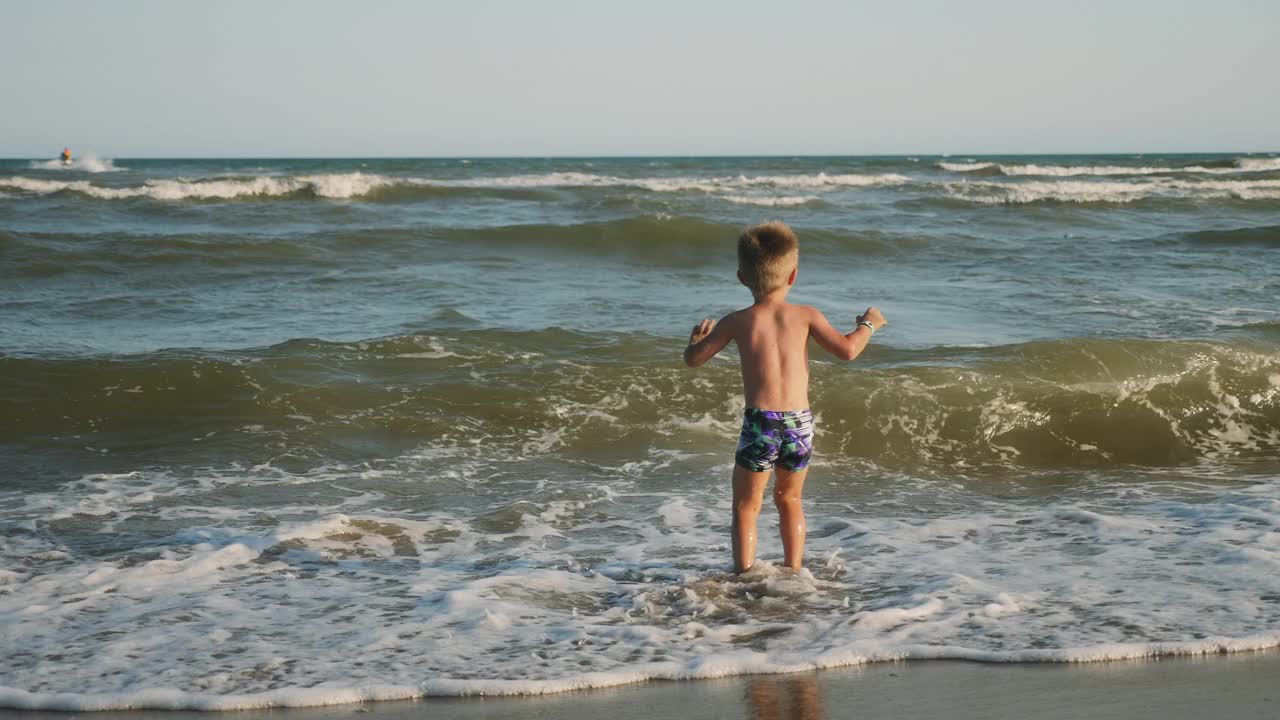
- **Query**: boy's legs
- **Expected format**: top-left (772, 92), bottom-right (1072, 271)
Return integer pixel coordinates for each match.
top-left (773, 466), bottom-right (808, 570)
top-left (731, 464), bottom-right (771, 573)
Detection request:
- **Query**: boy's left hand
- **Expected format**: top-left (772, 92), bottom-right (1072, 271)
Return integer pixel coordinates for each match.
top-left (689, 318), bottom-right (715, 345)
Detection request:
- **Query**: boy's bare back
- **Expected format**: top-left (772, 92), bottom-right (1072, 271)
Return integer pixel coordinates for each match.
top-left (725, 302), bottom-right (814, 410)
top-left (685, 299), bottom-right (884, 410)
top-left (680, 297), bottom-right (860, 409)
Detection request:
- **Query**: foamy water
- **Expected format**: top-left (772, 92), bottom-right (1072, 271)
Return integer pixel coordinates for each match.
top-left (943, 178), bottom-right (1280, 204)
top-left (939, 156), bottom-right (1280, 176)
top-left (2, 450), bottom-right (1278, 710)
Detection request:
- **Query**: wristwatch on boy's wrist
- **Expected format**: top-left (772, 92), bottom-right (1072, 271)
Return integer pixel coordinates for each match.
top-left (858, 320), bottom-right (875, 335)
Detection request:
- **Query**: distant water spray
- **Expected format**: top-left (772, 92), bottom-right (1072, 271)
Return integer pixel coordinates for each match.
top-left (28, 152), bottom-right (122, 173)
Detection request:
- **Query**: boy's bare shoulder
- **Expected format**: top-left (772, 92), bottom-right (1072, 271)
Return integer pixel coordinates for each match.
top-left (711, 307), bottom-right (747, 337)
top-left (788, 303), bottom-right (823, 322)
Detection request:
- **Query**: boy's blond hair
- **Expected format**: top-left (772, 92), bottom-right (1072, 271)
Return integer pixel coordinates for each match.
top-left (738, 222), bottom-right (799, 295)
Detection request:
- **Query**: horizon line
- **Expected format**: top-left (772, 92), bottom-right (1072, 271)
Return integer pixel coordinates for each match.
top-left (3, 150), bottom-right (1278, 162)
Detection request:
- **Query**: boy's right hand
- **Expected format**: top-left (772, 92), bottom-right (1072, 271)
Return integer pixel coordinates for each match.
top-left (858, 307), bottom-right (887, 331)
top-left (689, 318), bottom-right (715, 345)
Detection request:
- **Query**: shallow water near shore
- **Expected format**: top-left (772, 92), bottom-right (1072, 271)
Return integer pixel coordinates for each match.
top-left (1, 154), bottom-right (1279, 710)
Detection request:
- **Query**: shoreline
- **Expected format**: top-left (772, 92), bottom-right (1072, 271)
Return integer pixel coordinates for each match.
top-left (3, 649), bottom-right (1277, 718)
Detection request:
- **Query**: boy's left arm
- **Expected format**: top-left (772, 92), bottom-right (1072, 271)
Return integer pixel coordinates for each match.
top-left (807, 306), bottom-right (880, 361)
top-left (683, 315), bottom-right (734, 367)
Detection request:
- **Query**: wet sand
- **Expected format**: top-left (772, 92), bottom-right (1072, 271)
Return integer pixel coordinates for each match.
top-left (4, 650), bottom-right (1277, 719)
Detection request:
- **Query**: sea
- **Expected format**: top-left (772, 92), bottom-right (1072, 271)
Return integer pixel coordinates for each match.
top-left (1, 153), bottom-right (1278, 710)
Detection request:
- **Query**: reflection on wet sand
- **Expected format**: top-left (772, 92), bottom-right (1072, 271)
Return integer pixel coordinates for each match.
top-left (747, 675), bottom-right (823, 720)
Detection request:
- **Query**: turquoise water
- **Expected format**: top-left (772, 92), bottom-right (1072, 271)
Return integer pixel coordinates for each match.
top-left (1, 154), bottom-right (1279, 710)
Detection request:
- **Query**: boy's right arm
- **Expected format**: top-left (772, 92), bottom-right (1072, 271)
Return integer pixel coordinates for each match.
top-left (683, 314), bottom-right (735, 367)
top-left (808, 306), bottom-right (886, 362)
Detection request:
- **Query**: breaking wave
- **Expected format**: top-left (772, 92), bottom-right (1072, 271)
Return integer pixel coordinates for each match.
top-left (442, 171), bottom-right (911, 192)
top-left (0, 173), bottom-right (390, 200)
top-left (6, 169), bottom-right (1279, 206)
top-left (722, 194), bottom-right (822, 206)
top-left (941, 178), bottom-right (1280, 204)
top-left (4, 332), bottom-right (1278, 469)
top-left (939, 156), bottom-right (1280, 177)
top-left (0, 171), bottom-right (910, 202)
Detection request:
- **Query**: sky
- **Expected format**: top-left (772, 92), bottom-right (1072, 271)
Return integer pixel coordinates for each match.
top-left (1, 0), bottom-right (1277, 157)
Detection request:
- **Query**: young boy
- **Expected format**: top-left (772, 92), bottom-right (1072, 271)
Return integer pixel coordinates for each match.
top-left (683, 221), bottom-right (886, 573)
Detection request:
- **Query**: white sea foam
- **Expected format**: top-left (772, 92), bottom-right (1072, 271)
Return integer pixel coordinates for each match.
top-left (743, 173), bottom-right (911, 189)
top-left (440, 171), bottom-right (909, 193)
top-left (1235, 157), bottom-right (1280, 172)
top-left (0, 171), bottom-right (908, 202)
top-left (939, 161), bottom-right (998, 172)
top-left (940, 156), bottom-right (1280, 177)
top-left (6, 168), bottom-right (1275, 206)
top-left (2, 447), bottom-right (1278, 711)
top-left (5, 632), bottom-right (1279, 711)
top-left (1004, 164), bottom-right (1183, 176)
top-left (723, 194), bottom-right (821, 206)
top-left (0, 173), bottom-right (390, 200)
top-left (944, 177), bottom-right (1280, 204)
top-left (298, 172), bottom-right (392, 198)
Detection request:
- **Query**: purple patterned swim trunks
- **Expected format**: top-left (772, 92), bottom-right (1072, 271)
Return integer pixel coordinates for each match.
top-left (734, 408), bottom-right (815, 472)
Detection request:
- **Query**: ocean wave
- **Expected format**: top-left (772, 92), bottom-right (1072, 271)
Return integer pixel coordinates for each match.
top-left (433, 217), bottom-right (757, 266)
top-left (15, 166), bottom-right (1280, 205)
top-left (0, 171), bottom-right (910, 202)
top-left (942, 178), bottom-right (1280, 204)
top-left (746, 172), bottom-right (912, 189)
top-left (1234, 321), bottom-right (1280, 341)
top-left (723, 194), bottom-right (822, 206)
top-left (1236, 157), bottom-right (1280, 172)
top-left (2, 229), bottom-right (345, 277)
top-left (0, 173), bottom-right (390, 200)
top-left (4, 333), bottom-right (1278, 469)
top-left (0, 220), bottom-right (928, 279)
top-left (12, 172), bottom-right (1273, 205)
top-left (1183, 224), bottom-right (1280, 248)
top-left (939, 161), bottom-right (1001, 173)
top-left (939, 156), bottom-right (1280, 177)
top-left (429, 218), bottom-right (911, 262)
top-left (444, 171), bottom-right (910, 192)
